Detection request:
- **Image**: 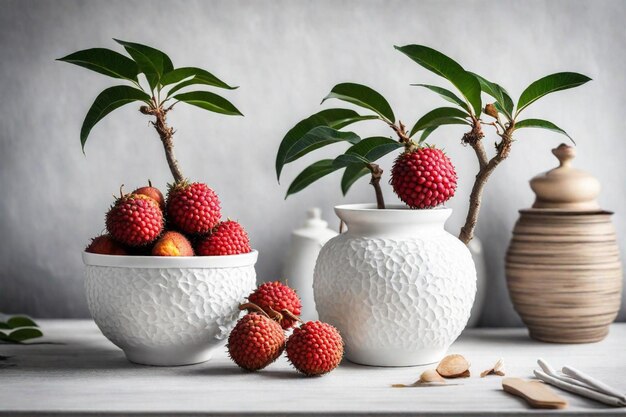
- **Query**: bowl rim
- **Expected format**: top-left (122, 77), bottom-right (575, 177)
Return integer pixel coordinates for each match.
top-left (83, 250), bottom-right (258, 268)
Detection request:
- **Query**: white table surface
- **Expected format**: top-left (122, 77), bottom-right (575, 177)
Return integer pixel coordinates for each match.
top-left (1, 320), bottom-right (625, 416)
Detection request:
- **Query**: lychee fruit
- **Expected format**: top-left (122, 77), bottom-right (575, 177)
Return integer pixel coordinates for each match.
top-left (85, 234), bottom-right (127, 255)
top-left (151, 231), bottom-right (194, 256)
top-left (105, 191), bottom-right (164, 247)
top-left (246, 281), bottom-right (302, 330)
top-left (196, 220), bottom-right (251, 256)
top-left (133, 180), bottom-right (165, 211)
top-left (166, 182), bottom-right (221, 235)
top-left (390, 146), bottom-right (457, 209)
top-left (286, 321), bottom-right (344, 376)
top-left (227, 313), bottom-right (285, 371)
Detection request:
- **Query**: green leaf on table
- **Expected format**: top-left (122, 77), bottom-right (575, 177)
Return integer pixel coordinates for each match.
top-left (114, 39), bottom-right (174, 90)
top-left (409, 107), bottom-right (470, 137)
top-left (0, 331), bottom-right (13, 343)
top-left (284, 126), bottom-right (361, 166)
top-left (286, 159), bottom-right (340, 197)
top-left (57, 48), bottom-right (139, 82)
top-left (411, 84), bottom-right (469, 112)
top-left (162, 67), bottom-right (238, 97)
top-left (332, 137), bottom-right (403, 168)
top-left (7, 316), bottom-right (38, 329)
top-left (470, 72), bottom-right (514, 119)
top-left (173, 91), bottom-right (243, 116)
top-left (8, 328), bottom-right (43, 342)
top-left (322, 83), bottom-right (395, 123)
top-left (0, 322), bottom-right (10, 330)
top-left (395, 45), bottom-right (482, 117)
top-left (81, 85), bottom-right (151, 150)
top-left (341, 164), bottom-right (370, 195)
top-left (514, 119), bottom-right (575, 144)
top-left (516, 72), bottom-right (591, 115)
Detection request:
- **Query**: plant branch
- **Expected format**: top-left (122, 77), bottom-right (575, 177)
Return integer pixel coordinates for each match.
top-left (367, 163), bottom-right (386, 209)
top-left (140, 105), bottom-right (184, 183)
top-left (458, 123), bottom-right (514, 244)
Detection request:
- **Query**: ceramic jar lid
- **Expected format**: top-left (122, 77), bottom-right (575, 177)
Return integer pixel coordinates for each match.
top-left (530, 144), bottom-right (601, 210)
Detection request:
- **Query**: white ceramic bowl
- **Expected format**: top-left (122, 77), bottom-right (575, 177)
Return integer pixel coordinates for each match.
top-left (82, 251), bottom-right (258, 366)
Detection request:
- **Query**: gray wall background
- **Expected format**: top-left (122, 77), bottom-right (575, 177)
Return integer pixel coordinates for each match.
top-left (0, 0), bottom-right (624, 326)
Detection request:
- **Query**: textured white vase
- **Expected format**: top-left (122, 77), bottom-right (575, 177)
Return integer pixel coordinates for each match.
top-left (313, 204), bottom-right (476, 367)
top-left (83, 251), bottom-right (257, 366)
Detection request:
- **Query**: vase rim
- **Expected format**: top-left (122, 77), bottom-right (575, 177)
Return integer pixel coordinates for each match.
top-left (334, 203), bottom-right (452, 226)
top-left (335, 203), bottom-right (451, 213)
top-left (82, 250), bottom-right (258, 268)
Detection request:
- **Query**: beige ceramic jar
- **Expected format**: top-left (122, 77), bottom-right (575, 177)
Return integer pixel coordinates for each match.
top-left (506, 144), bottom-right (622, 343)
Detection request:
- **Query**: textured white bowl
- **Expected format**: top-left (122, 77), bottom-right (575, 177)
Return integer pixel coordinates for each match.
top-left (314, 204), bottom-right (476, 367)
top-left (82, 251), bottom-right (258, 366)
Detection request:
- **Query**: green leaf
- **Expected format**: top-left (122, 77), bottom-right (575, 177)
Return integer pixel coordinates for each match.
top-left (333, 137), bottom-right (403, 168)
top-left (419, 126), bottom-right (438, 144)
top-left (0, 331), bottom-right (14, 343)
top-left (8, 328), bottom-right (43, 342)
top-left (0, 322), bottom-right (10, 330)
top-left (409, 107), bottom-right (470, 137)
top-left (81, 86), bottom-right (151, 150)
top-left (395, 45), bottom-right (482, 117)
top-left (7, 316), bottom-right (38, 329)
top-left (276, 109), bottom-right (372, 181)
top-left (516, 72), bottom-right (592, 115)
top-left (341, 164), bottom-right (370, 195)
top-left (286, 160), bottom-right (340, 197)
top-left (322, 83), bottom-right (395, 122)
top-left (514, 119), bottom-right (575, 144)
top-left (114, 39), bottom-right (174, 90)
top-left (470, 72), bottom-right (514, 119)
top-left (173, 91), bottom-right (243, 116)
top-left (162, 67), bottom-right (238, 97)
top-left (57, 48), bottom-right (139, 82)
top-left (284, 126), bottom-right (360, 165)
top-left (411, 84), bottom-right (469, 112)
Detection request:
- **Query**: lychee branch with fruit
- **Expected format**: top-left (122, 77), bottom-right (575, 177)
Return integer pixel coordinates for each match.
top-left (276, 45), bottom-right (590, 244)
top-left (60, 40), bottom-right (253, 257)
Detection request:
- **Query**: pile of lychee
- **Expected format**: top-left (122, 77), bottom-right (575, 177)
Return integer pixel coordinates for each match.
top-left (228, 281), bottom-right (344, 376)
top-left (85, 181), bottom-right (251, 257)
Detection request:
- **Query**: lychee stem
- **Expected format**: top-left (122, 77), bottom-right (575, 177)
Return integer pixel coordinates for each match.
top-left (239, 302), bottom-right (270, 318)
top-left (367, 163), bottom-right (386, 210)
top-left (458, 122), bottom-right (515, 244)
top-left (280, 309), bottom-right (303, 324)
top-left (140, 104), bottom-right (184, 183)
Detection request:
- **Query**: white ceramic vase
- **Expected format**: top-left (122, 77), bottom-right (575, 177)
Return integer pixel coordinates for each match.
top-left (313, 204), bottom-right (476, 366)
top-left (83, 251), bottom-right (257, 366)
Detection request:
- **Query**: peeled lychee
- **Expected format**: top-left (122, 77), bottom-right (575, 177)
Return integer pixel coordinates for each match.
top-left (166, 182), bottom-right (221, 235)
top-left (105, 192), bottom-right (164, 247)
top-left (151, 231), bottom-right (194, 256)
top-left (196, 220), bottom-right (251, 256)
top-left (286, 321), bottom-right (343, 376)
top-left (390, 147), bottom-right (457, 209)
top-left (227, 313), bottom-right (285, 371)
top-left (133, 180), bottom-right (165, 211)
top-left (246, 281), bottom-right (302, 330)
top-left (85, 234), bottom-right (127, 255)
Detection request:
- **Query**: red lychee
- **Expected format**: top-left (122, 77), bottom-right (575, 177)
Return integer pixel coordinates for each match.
top-left (133, 180), bottom-right (165, 211)
top-left (286, 321), bottom-right (344, 376)
top-left (85, 234), bottom-right (127, 255)
top-left (196, 220), bottom-right (251, 256)
top-left (151, 231), bottom-right (194, 256)
top-left (105, 192), bottom-right (164, 247)
top-left (246, 281), bottom-right (302, 330)
top-left (166, 182), bottom-right (221, 235)
top-left (390, 147), bottom-right (457, 209)
top-left (227, 313), bottom-right (285, 371)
